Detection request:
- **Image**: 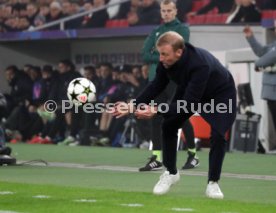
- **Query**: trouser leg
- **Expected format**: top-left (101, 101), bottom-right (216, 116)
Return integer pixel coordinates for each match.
top-left (267, 100), bottom-right (276, 130)
top-left (151, 115), bottom-right (163, 150)
top-left (208, 129), bottom-right (226, 182)
top-left (182, 120), bottom-right (195, 149)
top-left (162, 115), bottom-right (186, 174)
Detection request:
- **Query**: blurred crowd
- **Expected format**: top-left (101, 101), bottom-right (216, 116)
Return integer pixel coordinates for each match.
top-left (1, 0), bottom-right (276, 32)
top-left (0, 61), bottom-right (151, 147)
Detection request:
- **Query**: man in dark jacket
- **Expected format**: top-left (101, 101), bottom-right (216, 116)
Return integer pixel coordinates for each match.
top-left (140, 0), bottom-right (198, 172)
top-left (113, 31), bottom-right (236, 198)
top-left (187, 0), bottom-right (233, 18)
top-left (227, 0), bottom-right (261, 24)
top-left (128, 0), bottom-right (161, 26)
top-left (4, 65), bottom-right (33, 109)
top-left (84, 0), bottom-right (109, 28)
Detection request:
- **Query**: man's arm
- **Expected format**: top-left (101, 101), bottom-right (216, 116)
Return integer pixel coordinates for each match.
top-left (135, 64), bottom-right (169, 105)
top-left (141, 29), bottom-right (160, 64)
top-left (160, 65), bottom-right (210, 115)
top-left (246, 35), bottom-right (272, 57)
top-left (255, 50), bottom-right (276, 68)
top-left (197, 0), bottom-right (216, 15)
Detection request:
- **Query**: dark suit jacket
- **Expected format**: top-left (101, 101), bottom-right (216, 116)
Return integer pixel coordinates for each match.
top-left (136, 43), bottom-right (237, 135)
top-left (230, 4), bottom-right (261, 24)
top-left (197, 0), bottom-right (233, 14)
top-left (86, 9), bottom-right (109, 28)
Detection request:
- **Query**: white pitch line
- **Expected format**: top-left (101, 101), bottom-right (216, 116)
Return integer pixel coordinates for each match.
top-left (19, 161), bottom-right (276, 181)
top-left (120, 203), bottom-right (144, 207)
top-left (221, 212), bottom-right (240, 213)
top-left (32, 195), bottom-right (51, 199)
top-left (0, 191), bottom-right (15, 195)
top-left (0, 211), bottom-right (23, 213)
top-left (74, 199), bottom-right (97, 203)
top-left (171, 208), bottom-right (195, 212)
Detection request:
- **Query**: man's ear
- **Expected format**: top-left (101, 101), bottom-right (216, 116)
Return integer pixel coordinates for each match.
top-left (176, 49), bottom-right (183, 58)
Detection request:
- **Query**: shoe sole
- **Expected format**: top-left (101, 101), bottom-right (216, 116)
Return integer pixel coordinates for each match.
top-left (139, 167), bottom-right (163, 172)
top-left (206, 194), bottom-right (224, 199)
top-left (153, 177), bottom-right (180, 195)
top-left (182, 163), bottom-right (200, 170)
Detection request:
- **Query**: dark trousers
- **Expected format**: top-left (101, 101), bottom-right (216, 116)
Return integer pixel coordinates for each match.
top-left (47, 108), bottom-right (66, 139)
top-left (162, 114), bottom-right (226, 181)
top-left (267, 100), bottom-right (276, 130)
top-left (182, 120), bottom-right (195, 149)
top-left (151, 92), bottom-right (167, 151)
top-left (151, 82), bottom-right (195, 151)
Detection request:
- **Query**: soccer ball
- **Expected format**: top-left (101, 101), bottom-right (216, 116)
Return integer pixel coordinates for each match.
top-left (67, 77), bottom-right (96, 105)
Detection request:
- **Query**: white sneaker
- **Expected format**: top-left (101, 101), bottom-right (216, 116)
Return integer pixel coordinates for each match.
top-left (206, 181), bottom-right (224, 199)
top-left (153, 171), bottom-right (180, 195)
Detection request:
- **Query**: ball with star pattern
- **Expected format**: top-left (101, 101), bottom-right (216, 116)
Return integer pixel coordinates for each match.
top-left (67, 78), bottom-right (96, 106)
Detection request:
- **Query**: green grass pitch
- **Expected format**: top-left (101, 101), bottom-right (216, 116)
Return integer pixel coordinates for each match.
top-left (0, 144), bottom-right (275, 212)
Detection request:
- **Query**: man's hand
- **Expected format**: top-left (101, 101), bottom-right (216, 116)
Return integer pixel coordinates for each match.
top-left (243, 26), bottom-right (253, 38)
top-left (186, 12), bottom-right (196, 19)
top-left (134, 105), bottom-right (158, 119)
top-left (111, 101), bottom-right (132, 118)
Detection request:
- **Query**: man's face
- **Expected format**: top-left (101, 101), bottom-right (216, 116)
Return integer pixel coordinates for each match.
top-left (58, 63), bottom-right (69, 74)
top-left (100, 66), bottom-right (111, 79)
top-left (5, 69), bottom-right (15, 82)
top-left (157, 44), bottom-right (182, 69)
top-left (241, 0), bottom-right (252, 6)
top-left (84, 70), bottom-right (93, 80)
top-left (50, 7), bottom-right (61, 18)
top-left (160, 2), bottom-right (177, 23)
top-left (26, 4), bottom-right (37, 17)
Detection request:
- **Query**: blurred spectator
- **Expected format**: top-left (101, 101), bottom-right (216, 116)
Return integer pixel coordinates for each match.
top-left (33, 15), bottom-right (46, 27)
top-left (38, 4), bottom-right (50, 18)
top-left (18, 17), bottom-right (30, 30)
top-left (107, 0), bottom-right (121, 19)
top-left (40, 65), bottom-right (59, 102)
top-left (62, 1), bottom-right (73, 17)
top-left (46, 1), bottom-right (64, 30)
top-left (0, 93), bottom-right (8, 121)
top-left (226, 0), bottom-right (261, 24)
top-left (98, 62), bottom-right (115, 135)
top-left (26, 3), bottom-right (39, 26)
top-left (128, 0), bottom-right (161, 26)
top-left (41, 59), bottom-right (81, 144)
top-left (244, 26), bottom-right (276, 149)
top-left (115, 0), bottom-right (141, 19)
top-left (256, 0), bottom-right (276, 10)
top-left (3, 65), bottom-right (42, 142)
top-left (81, 1), bottom-right (93, 27)
top-left (83, 0), bottom-right (109, 28)
top-left (63, 1), bottom-right (82, 29)
top-left (176, 0), bottom-right (192, 22)
top-left (187, 0), bottom-right (234, 18)
top-left (3, 17), bottom-right (18, 32)
top-left (83, 65), bottom-right (100, 89)
top-left (4, 65), bottom-right (33, 111)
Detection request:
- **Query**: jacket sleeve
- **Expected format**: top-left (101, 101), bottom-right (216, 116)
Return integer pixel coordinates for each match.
top-left (246, 35), bottom-right (273, 57)
top-left (255, 49), bottom-right (276, 67)
top-left (141, 29), bottom-right (160, 64)
top-left (197, 1), bottom-right (216, 15)
top-left (165, 65), bottom-right (210, 115)
top-left (136, 65), bottom-right (169, 104)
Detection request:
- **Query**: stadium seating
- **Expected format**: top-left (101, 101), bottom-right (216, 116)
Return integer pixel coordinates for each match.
top-left (191, 0), bottom-right (211, 12)
top-left (187, 13), bottom-right (229, 25)
top-left (105, 19), bottom-right (129, 28)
